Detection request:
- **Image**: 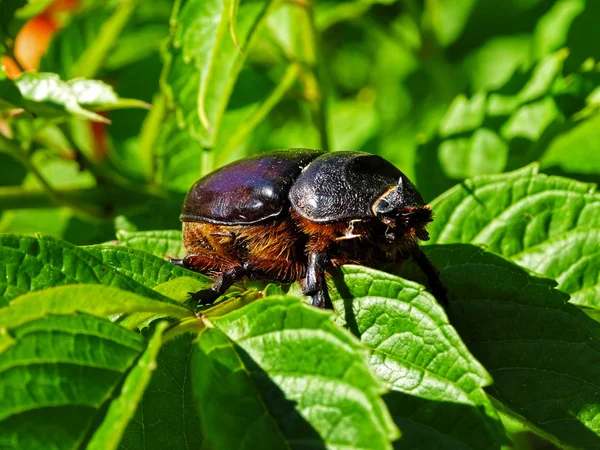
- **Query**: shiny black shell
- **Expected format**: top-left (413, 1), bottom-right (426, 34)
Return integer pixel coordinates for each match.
top-left (289, 151), bottom-right (425, 222)
top-left (181, 149), bottom-right (324, 224)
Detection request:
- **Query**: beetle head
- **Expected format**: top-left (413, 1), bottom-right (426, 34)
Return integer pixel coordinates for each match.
top-left (372, 177), bottom-right (433, 242)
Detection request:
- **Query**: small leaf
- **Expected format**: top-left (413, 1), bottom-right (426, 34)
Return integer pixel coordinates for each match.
top-left (428, 165), bottom-right (600, 311)
top-left (400, 244), bottom-right (600, 448)
top-left (425, 0), bottom-right (477, 46)
top-left (439, 92), bottom-right (486, 137)
top-left (540, 112), bottom-right (600, 179)
top-left (2, 72), bottom-right (147, 122)
top-left (329, 266), bottom-right (506, 449)
top-left (193, 296), bottom-right (399, 449)
top-left (12, 72), bottom-right (108, 122)
top-left (154, 276), bottom-right (211, 302)
top-left (67, 79), bottom-right (150, 110)
top-left (87, 322), bottom-right (168, 450)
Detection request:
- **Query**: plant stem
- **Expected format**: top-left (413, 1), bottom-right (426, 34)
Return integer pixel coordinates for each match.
top-left (201, 150), bottom-right (215, 177)
top-left (302, 0), bottom-right (330, 151)
top-left (0, 186), bottom-right (57, 210)
top-left (138, 93), bottom-right (166, 184)
top-left (70, 0), bottom-right (141, 79)
top-left (0, 185), bottom-right (104, 217)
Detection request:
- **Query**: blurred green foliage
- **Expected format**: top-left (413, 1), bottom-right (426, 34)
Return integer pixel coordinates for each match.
top-left (1, 0), bottom-right (600, 448)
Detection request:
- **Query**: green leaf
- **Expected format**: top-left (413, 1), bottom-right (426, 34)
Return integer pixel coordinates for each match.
top-left (415, 52), bottom-right (571, 200)
top-left (194, 296), bottom-right (399, 449)
top-left (500, 97), bottom-right (560, 141)
top-left (116, 229), bottom-right (184, 258)
top-left (438, 128), bottom-right (508, 179)
top-left (0, 285), bottom-right (191, 329)
top-left (153, 276), bottom-right (211, 302)
top-left (1, 72), bottom-right (147, 122)
top-left (87, 322), bottom-right (168, 450)
top-left (0, 234), bottom-right (175, 306)
top-left (314, 0), bottom-right (396, 30)
top-left (328, 266), bottom-right (506, 449)
top-left (425, 0), bottom-right (477, 46)
top-left (67, 79), bottom-right (150, 110)
top-left (153, 114), bottom-right (203, 192)
top-left (463, 35), bottom-right (532, 92)
top-left (439, 92), bottom-right (486, 137)
top-left (119, 332), bottom-right (203, 449)
top-left (427, 165), bottom-right (600, 311)
top-left (540, 112), bottom-right (600, 180)
top-left (0, 312), bottom-right (145, 450)
top-left (532, 0), bottom-right (584, 60)
top-left (11, 72), bottom-right (107, 122)
top-left (163, 0), bottom-right (274, 148)
top-left (82, 244), bottom-right (211, 290)
top-left (401, 244), bottom-right (600, 448)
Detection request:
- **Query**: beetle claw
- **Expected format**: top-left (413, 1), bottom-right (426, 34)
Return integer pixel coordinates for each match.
top-left (189, 289), bottom-right (219, 308)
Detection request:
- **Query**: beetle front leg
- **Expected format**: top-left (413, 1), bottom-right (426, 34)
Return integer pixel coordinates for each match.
top-left (189, 265), bottom-right (248, 307)
top-left (303, 252), bottom-right (332, 309)
top-left (175, 253), bottom-right (247, 308)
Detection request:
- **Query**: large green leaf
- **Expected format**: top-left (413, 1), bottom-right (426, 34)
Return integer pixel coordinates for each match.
top-left (400, 244), bottom-right (600, 448)
top-left (328, 266), bottom-right (506, 449)
top-left (193, 296), bottom-right (399, 449)
top-left (427, 165), bottom-right (600, 311)
top-left (0, 234), bottom-right (175, 306)
top-left (0, 285), bottom-right (191, 328)
top-left (116, 229), bottom-right (184, 258)
top-left (0, 312), bottom-right (145, 450)
top-left (163, 0), bottom-right (274, 148)
top-left (87, 322), bottom-right (168, 450)
top-left (82, 245), bottom-right (211, 291)
top-left (119, 332), bottom-right (203, 450)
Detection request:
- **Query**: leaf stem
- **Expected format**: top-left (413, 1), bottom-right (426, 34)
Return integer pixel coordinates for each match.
top-left (137, 93), bottom-right (166, 184)
top-left (70, 0), bottom-right (142, 79)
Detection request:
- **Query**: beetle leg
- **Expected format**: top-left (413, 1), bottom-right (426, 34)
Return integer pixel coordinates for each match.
top-left (304, 252), bottom-right (332, 309)
top-left (189, 265), bottom-right (248, 308)
top-left (410, 248), bottom-right (448, 308)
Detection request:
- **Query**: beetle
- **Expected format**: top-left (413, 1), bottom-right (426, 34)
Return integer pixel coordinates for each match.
top-left (171, 149), bottom-right (446, 309)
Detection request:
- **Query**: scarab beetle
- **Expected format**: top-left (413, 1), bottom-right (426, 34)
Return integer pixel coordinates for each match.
top-left (172, 149), bottom-right (446, 309)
